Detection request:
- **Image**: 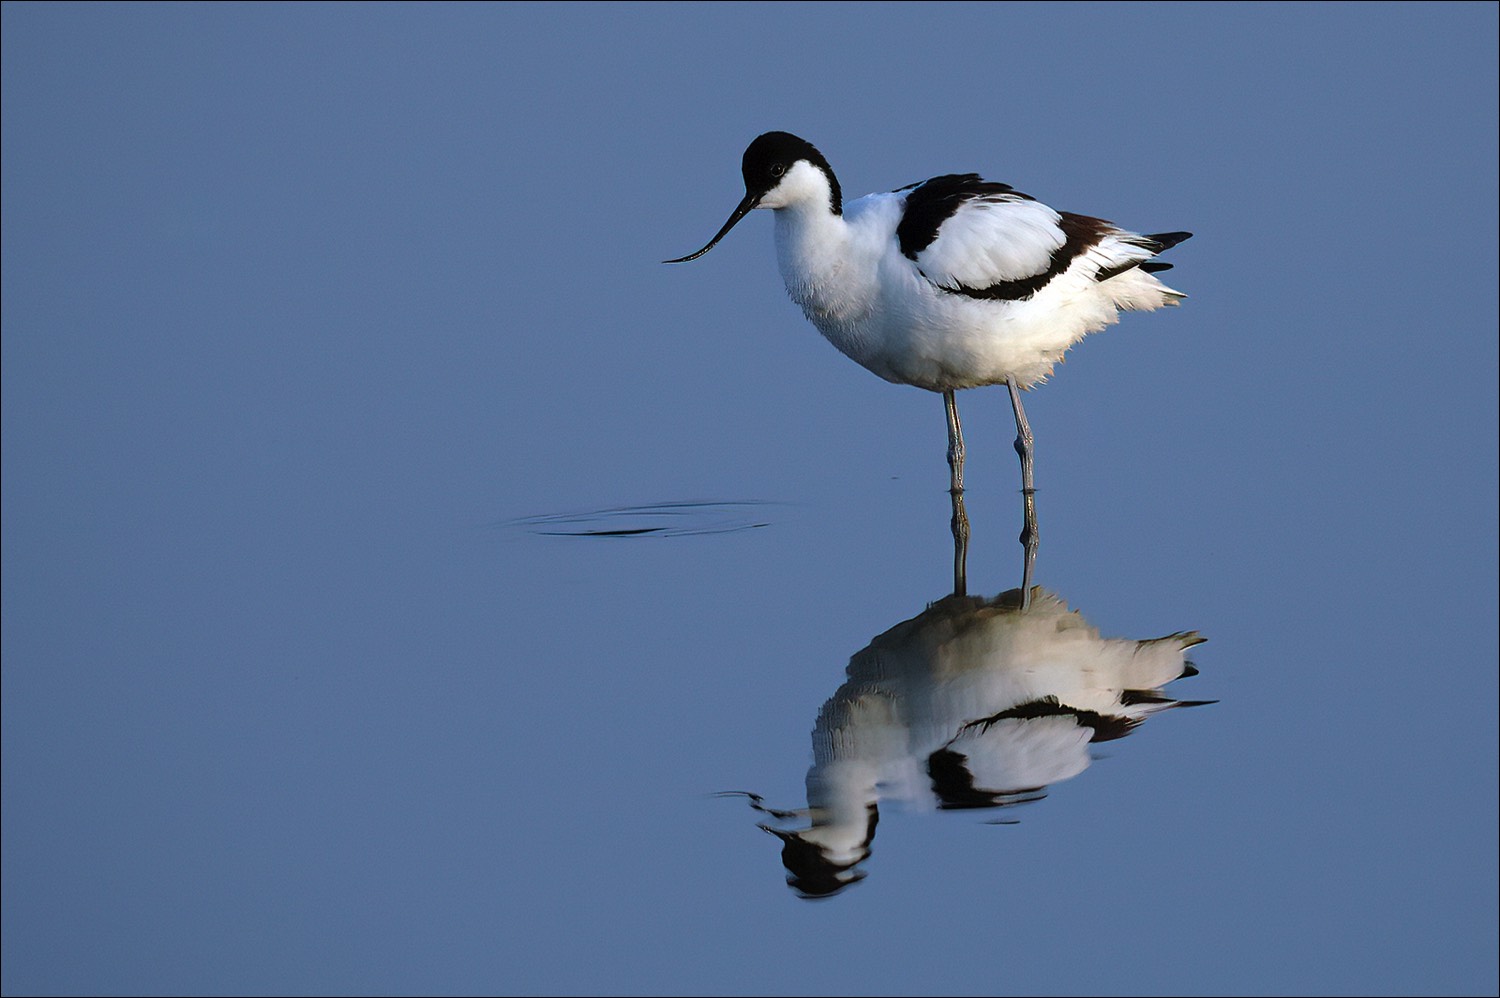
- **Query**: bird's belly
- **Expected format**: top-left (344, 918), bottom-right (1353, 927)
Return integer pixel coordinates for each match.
top-left (804, 291), bottom-right (1097, 393)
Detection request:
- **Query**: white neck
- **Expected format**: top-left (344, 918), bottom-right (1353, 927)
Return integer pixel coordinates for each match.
top-left (769, 164), bottom-right (857, 316)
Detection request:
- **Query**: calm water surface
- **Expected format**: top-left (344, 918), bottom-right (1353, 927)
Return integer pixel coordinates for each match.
top-left (4, 4), bottom-right (1495, 996)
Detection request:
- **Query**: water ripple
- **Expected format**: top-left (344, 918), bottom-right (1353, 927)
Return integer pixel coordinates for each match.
top-left (505, 500), bottom-right (778, 538)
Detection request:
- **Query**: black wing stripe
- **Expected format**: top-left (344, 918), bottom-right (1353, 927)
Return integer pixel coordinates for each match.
top-left (934, 211), bottom-right (1112, 302)
top-left (896, 174), bottom-right (1033, 260)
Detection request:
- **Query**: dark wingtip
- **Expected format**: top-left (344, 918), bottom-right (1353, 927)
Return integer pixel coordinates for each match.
top-left (1146, 231), bottom-right (1193, 251)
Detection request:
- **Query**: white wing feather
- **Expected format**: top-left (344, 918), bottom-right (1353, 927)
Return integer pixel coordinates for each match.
top-left (910, 195), bottom-right (1066, 290)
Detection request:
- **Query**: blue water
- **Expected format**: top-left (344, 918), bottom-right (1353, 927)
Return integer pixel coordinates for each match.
top-left (4, 4), bottom-right (1496, 995)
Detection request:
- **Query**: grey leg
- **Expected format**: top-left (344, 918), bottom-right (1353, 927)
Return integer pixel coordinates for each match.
top-left (944, 390), bottom-right (969, 597)
top-left (1006, 380), bottom-right (1037, 609)
top-left (944, 390), bottom-right (965, 495)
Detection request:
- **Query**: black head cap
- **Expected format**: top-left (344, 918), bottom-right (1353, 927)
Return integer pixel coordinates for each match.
top-left (741, 131), bottom-right (842, 214)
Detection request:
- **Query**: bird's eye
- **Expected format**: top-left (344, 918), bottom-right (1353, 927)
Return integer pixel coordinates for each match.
top-left (770, 163), bottom-right (786, 178)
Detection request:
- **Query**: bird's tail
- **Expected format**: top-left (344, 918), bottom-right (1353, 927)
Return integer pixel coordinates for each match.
top-left (1113, 630), bottom-right (1207, 691)
top-left (1096, 229), bottom-right (1192, 308)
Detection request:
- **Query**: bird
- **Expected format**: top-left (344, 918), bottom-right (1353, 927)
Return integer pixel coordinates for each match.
top-left (666, 132), bottom-right (1191, 602)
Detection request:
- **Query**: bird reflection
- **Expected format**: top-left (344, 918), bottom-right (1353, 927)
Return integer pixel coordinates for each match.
top-left (726, 498), bottom-right (1212, 898)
